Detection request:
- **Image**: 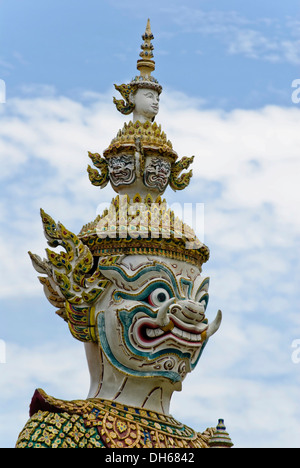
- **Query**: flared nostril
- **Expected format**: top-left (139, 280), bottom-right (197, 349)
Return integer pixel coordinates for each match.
top-left (170, 300), bottom-right (206, 325)
top-left (169, 304), bottom-right (183, 315)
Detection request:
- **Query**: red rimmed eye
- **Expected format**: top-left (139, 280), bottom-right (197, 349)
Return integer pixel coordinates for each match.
top-left (148, 288), bottom-right (170, 307)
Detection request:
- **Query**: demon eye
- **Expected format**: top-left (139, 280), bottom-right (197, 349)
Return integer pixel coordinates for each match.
top-left (147, 288), bottom-right (170, 307)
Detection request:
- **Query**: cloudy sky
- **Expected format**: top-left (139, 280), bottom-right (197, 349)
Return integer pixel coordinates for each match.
top-left (1, 0), bottom-right (300, 448)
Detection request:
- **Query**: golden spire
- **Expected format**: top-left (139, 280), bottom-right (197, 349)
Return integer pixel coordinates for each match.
top-left (113, 19), bottom-right (162, 116)
top-left (137, 18), bottom-right (155, 78)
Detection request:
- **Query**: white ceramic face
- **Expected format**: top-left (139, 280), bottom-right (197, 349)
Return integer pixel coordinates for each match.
top-left (108, 154), bottom-right (135, 187)
top-left (95, 255), bottom-right (210, 384)
top-left (132, 88), bottom-right (160, 122)
top-left (144, 157), bottom-right (171, 192)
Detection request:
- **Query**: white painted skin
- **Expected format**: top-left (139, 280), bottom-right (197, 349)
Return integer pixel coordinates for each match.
top-left (130, 88), bottom-right (160, 123)
top-left (84, 255), bottom-right (221, 414)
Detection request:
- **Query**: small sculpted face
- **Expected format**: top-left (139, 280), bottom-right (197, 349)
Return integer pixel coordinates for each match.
top-left (108, 154), bottom-right (135, 187)
top-left (144, 157), bottom-right (171, 192)
top-left (131, 88), bottom-right (160, 123)
top-left (95, 255), bottom-right (213, 384)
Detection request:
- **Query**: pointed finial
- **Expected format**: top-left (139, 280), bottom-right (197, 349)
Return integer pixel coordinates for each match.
top-left (137, 18), bottom-right (155, 78)
top-left (208, 419), bottom-right (234, 448)
top-left (113, 19), bottom-right (162, 116)
top-left (145, 18), bottom-right (152, 36)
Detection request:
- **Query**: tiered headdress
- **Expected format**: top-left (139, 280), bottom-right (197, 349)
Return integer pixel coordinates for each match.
top-left (113, 19), bottom-right (162, 116)
top-left (29, 20), bottom-right (209, 343)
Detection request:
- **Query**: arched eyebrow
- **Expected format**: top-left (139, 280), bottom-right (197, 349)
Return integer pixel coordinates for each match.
top-left (143, 91), bottom-right (155, 97)
top-left (113, 279), bottom-right (174, 302)
top-left (99, 263), bottom-right (185, 299)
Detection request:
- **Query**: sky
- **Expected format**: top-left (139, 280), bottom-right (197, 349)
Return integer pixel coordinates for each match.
top-left (0, 0), bottom-right (300, 449)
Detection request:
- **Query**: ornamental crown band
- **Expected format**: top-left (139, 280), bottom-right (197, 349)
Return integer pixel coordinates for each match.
top-left (103, 121), bottom-right (177, 161)
top-left (79, 194), bottom-right (210, 268)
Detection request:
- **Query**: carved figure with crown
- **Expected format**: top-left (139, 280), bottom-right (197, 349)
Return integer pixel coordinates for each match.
top-left (16, 20), bottom-right (233, 449)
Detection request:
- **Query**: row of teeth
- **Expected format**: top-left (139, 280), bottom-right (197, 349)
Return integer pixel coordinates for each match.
top-left (145, 326), bottom-right (201, 342)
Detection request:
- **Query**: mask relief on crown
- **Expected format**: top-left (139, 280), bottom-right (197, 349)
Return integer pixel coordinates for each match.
top-left (108, 154), bottom-right (136, 187)
top-left (87, 121), bottom-right (194, 197)
top-left (144, 157), bottom-right (171, 192)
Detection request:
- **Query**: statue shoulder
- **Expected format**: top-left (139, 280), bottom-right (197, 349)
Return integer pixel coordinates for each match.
top-left (15, 389), bottom-right (104, 448)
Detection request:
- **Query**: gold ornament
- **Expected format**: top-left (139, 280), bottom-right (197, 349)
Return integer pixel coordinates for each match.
top-left (113, 19), bottom-right (162, 116)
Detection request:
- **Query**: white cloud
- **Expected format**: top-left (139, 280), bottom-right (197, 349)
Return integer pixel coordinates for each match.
top-left (160, 5), bottom-right (300, 64)
top-left (171, 314), bottom-right (300, 447)
top-left (172, 373), bottom-right (300, 448)
top-left (161, 102), bottom-right (300, 240)
top-left (0, 340), bottom-right (89, 448)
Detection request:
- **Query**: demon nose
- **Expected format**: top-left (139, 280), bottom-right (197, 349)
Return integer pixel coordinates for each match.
top-left (169, 300), bottom-right (206, 326)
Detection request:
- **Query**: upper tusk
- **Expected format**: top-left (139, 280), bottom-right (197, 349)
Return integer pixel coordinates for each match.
top-left (206, 309), bottom-right (222, 339)
top-left (155, 297), bottom-right (176, 329)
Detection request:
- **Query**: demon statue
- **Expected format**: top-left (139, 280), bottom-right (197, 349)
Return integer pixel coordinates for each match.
top-left (16, 20), bottom-right (233, 449)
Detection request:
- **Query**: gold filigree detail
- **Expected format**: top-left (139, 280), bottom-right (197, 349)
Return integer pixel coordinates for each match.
top-left (113, 84), bottom-right (137, 116)
top-left (103, 120), bottom-right (177, 161)
top-left (79, 194), bottom-right (209, 268)
top-left (87, 151), bottom-right (109, 189)
top-left (16, 389), bottom-right (218, 448)
top-left (113, 20), bottom-right (162, 116)
top-left (170, 155), bottom-right (194, 191)
top-left (29, 209), bottom-right (120, 342)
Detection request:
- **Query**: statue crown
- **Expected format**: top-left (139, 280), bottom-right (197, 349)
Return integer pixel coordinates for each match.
top-left (113, 19), bottom-right (162, 116)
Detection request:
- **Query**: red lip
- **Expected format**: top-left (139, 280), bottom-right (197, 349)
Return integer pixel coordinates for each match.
top-left (135, 316), bottom-right (207, 346)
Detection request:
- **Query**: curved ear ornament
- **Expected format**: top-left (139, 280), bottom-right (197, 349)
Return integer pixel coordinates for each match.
top-left (169, 156), bottom-right (194, 191)
top-left (28, 209), bottom-right (119, 343)
top-left (87, 152), bottom-right (109, 189)
top-left (113, 83), bottom-right (137, 115)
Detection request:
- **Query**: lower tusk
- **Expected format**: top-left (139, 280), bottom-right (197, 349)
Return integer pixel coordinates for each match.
top-left (206, 310), bottom-right (222, 339)
top-left (155, 297), bottom-right (176, 329)
top-left (160, 321), bottom-right (175, 332)
top-left (200, 330), bottom-right (207, 343)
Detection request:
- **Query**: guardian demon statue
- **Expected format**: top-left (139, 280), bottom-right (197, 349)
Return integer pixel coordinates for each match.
top-left (16, 20), bottom-right (232, 449)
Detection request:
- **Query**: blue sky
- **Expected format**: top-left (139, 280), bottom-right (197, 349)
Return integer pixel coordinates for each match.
top-left (1, 0), bottom-right (300, 448)
top-left (1, 0), bottom-right (300, 108)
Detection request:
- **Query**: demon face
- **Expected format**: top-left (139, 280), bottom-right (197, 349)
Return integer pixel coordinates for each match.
top-left (94, 255), bottom-right (221, 384)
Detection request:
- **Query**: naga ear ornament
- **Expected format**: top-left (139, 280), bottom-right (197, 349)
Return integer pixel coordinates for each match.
top-left (113, 83), bottom-right (137, 115)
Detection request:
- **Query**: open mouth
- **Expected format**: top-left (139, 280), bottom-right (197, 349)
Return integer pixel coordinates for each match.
top-left (133, 316), bottom-right (207, 348)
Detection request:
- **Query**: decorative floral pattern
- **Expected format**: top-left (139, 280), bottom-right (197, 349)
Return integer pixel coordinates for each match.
top-left (16, 410), bottom-right (104, 448)
top-left (16, 390), bottom-right (215, 449)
